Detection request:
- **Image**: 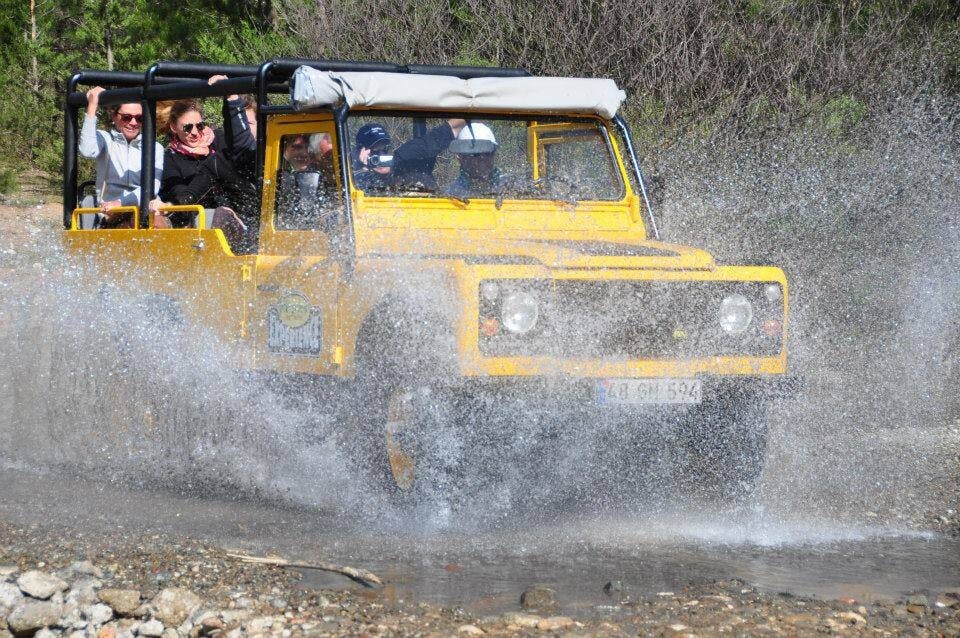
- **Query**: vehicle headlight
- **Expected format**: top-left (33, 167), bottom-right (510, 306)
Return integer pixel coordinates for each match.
top-left (763, 283), bottom-right (782, 302)
top-left (719, 294), bottom-right (753, 334)
top-left (501, 291), bottom-right (539, 334)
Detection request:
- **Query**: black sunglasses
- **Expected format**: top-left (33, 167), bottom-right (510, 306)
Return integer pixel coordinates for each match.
top-left (117, 113), bottom-right (143, 123)
top-left (182, 121), bottom-right (208, 134)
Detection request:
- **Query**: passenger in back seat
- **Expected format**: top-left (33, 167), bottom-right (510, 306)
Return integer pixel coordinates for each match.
top-left (158, 99), bottom-right (256, 250)
top-left (79, 86), bottom-right (166, 228)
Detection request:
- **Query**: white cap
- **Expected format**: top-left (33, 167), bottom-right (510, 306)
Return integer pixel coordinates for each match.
top-left (449, 122), bottom-right (498, 155)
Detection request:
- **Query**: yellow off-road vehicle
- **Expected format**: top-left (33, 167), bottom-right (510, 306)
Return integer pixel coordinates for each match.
top-left (62, 59), bottom-right (794, 503)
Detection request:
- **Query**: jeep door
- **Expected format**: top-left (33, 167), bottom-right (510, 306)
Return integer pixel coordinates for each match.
top-left (249, 115), bottom-right (345, 375)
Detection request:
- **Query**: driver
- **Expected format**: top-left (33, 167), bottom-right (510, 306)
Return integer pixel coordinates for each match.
top-left (277, 133), bottom-right (337, 230)
top-left (444, 123), bottom-right (508, 199)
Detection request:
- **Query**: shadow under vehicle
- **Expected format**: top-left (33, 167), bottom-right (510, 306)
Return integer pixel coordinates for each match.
top-left (61, 59), bottom-right (798, 506)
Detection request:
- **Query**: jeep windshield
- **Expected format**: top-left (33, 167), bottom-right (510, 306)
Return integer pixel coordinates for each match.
top-left (346, 114), bottom-right (626, 203)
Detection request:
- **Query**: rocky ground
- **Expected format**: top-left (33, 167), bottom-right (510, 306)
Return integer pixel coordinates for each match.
top-left (1, 521), bottom-right (959, 638)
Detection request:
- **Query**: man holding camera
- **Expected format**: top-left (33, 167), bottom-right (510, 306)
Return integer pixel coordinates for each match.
top-left (353, 119), bottom-right (466, 193)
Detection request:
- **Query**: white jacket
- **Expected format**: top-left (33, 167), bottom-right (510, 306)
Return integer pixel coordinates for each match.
top-left (78, 114), bottom-right (164, 206)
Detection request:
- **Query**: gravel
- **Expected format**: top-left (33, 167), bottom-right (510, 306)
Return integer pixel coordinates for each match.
top-left (1, 521), bottom-right (958, 637)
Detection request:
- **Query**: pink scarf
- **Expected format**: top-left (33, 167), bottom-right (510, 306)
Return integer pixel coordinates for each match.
top-left (169, 127), bottom-right (216, 158)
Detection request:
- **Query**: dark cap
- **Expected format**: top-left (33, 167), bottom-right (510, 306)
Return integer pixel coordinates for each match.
top-left (356, 123), bottom-right (391, 150)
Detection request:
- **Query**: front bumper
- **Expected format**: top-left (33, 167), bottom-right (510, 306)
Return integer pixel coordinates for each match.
top-left (456, 373), bottom-right (802, 409)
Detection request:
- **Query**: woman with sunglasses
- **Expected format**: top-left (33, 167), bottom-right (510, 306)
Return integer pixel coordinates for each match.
top-left (159, 99), bottom-right (256, 248)
top-left (78, 86), bottom-right (165, 227)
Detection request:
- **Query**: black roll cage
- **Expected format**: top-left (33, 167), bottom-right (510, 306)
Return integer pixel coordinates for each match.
top-left (62, 58), bottom-right (660, 241)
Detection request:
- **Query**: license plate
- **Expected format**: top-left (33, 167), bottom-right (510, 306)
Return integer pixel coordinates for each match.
top-left (597, 378), bottom-right (702, 405)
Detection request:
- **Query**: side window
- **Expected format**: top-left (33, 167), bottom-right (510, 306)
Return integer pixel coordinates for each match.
top-left (275, 131), bottom-right (341, 231)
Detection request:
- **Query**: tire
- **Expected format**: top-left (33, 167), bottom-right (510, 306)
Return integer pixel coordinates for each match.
top-left (679, 392), bottom-right (768, 502)
top-left (345, 313), bottom-right (464, 509)
top-left (944, 334), bottom-right (960, 428)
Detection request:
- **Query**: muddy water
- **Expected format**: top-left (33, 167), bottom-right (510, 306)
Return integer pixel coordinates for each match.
top-left (0, 464), bottom-right (956, 616)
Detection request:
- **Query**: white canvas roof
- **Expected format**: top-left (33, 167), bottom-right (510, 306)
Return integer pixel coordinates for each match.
top-left (291, 67), bottom-right (626, 119)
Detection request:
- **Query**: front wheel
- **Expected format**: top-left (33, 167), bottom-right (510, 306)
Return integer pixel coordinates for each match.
top-left (679, 395), bottom-right (768, 502)
top-left (346, 370), bottom-right (465, 508)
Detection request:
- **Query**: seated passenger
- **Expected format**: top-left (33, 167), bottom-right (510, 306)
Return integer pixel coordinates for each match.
top-left (352, 119), bottom-right (465, 193)
top-left (78, 86), bottom-right (165, 228)
top-left (158, 99), bottom-right (255, 248)
top-left (444, 123), bottom-right (509, 199)
top-left (276, 133), bottom-right (338, 231)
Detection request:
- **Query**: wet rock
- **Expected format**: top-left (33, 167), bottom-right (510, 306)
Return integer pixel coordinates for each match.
top-left (160, 630), bottom-right (177, 638)
top-left (65, 562), bottom-right (103, 579)
top-left (245, 616), bottom-right (274, 632)
top-left (17, 571), bottom-right (68, 600)
top-left (906, 594), bottom-right (929, 615)
top-left (7, 600), bottom-right (64, 634)
top-left (60, 601), bottom-right (84, 630)
top-left (0, 567), bottom-right (17, 582)
top-left (116, 618), bottom-right (141, 636)
top-left (151, 588), bottom-right (200, 627)
top-left (0, 582), bottom-right (24, 614)
top-left (783, 613), bottom-right (819, 627)
top-left (537, 616), bottom-right (575, 631)
top-left (218, 611), bottom-right (250, 626)
top-left (84, 603), bottom-right (115, 625)
top-left (457, 624), bottom-right (484, 635)
top-left (519, 586), bottom-right (556, 611)
top-left (938, 588), bottom-right (960, 608)
top-left (98, 590), bottom-right (142, 617)
top-left (138, 619), bottom-right (164, 637)
top-left (198, 616), bottom-right (225, 634)
top-left (98, 627), bottom-right (116, 638)
top-left (499, 612), bottom-right (541, 629)
top-left (34, 629), bottom-right (58, 638)
top-left (836, 611), bottom-right (867, 626)
top-left (69, 578), bottom-right (102, 604)
top-left (602, 581), bottom-right (623, 596)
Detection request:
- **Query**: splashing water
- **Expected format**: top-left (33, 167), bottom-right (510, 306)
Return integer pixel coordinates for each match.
top-left (0, 91), bottom-right (957, 542)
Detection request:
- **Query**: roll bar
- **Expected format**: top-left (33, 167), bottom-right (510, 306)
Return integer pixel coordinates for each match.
top-left (62, 57), bottom-right (658, 243)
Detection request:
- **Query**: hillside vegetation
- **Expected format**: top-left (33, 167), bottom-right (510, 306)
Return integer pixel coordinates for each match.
top-left (0, 0), bottom-right (957, 194)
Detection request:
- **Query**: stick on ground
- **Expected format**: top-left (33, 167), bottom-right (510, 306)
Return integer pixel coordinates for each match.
top-left (226, 552), bottom-right (383, 588)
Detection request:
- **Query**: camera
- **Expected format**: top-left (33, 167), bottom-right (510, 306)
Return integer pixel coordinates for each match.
top-left (367, 153), bottom-right (394, 168)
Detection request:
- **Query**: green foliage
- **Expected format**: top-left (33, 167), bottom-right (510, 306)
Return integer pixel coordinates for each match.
top-left (0, 0), bottom-right (295, 188)
top-left (1, 0), bottom-right (957, 194)
top-left (0, 169), bottom-right (18, 195)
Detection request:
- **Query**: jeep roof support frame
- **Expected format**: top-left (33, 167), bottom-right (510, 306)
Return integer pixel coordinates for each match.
top-left (334, 104), bottom-right (356, 278)
top-left (64, 58), bottom-right (529, 230)
top-left (613, 114), bottom-right (660, 240)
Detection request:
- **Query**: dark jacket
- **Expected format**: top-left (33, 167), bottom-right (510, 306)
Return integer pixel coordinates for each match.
top-left (353, 122), bottom-right (455, 193)
top-left (221, 97), bottom-right (256, 183)
top-left (159, 102), bottom-right (259, 251)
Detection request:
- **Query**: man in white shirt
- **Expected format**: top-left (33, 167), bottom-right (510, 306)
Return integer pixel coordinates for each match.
top-left (78, 86), bottom-right (165, 227)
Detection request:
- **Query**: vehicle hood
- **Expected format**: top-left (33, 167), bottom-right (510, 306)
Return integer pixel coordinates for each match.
top-left (359, 233), bottom-right (717, 270)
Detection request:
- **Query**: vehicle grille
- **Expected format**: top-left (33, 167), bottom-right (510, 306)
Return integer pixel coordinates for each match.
top-left (478, 279), bottom-right (783, 359)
